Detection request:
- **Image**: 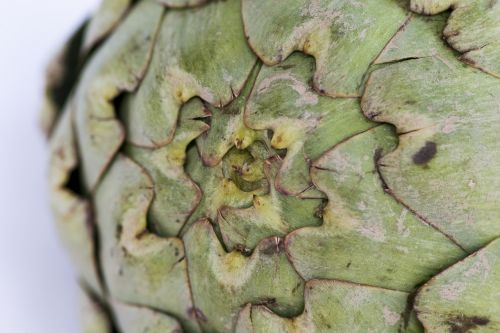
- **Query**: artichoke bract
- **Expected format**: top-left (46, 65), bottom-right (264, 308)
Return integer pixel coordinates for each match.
top-left (43, 0), bottom-right (500, 332)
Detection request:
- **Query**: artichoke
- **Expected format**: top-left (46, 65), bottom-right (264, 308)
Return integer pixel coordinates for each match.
top-left (43, 0), bottom-right (500, 332)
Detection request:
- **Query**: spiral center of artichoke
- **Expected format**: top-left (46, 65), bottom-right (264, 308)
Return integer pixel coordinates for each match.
top-left (221, 144), bottom-right (270, 194)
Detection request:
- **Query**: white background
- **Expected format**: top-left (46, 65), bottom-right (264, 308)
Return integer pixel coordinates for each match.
top-left (0, 1), bottom-right (101, 332)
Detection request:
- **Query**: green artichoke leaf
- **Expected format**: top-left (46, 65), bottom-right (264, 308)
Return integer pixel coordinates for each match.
top-left (95, 154), bottom-right (201, 333)
top-left (74, 0), bottom-right (164, 191)
top-left (411, 0), bottom-right (500, 77)
top-left (443, 0), bottom-right (500, 77)
top-left (245, 53), bottom-right (374, 195)
top-left (49, 107), bottom-right (102, 296)
top-left (113, 301), bottom-right (183, 333)
top-left (374, 13), bottom-right (451, 64)
top-left (181, 146), bottom-right (269, 234)
top-left (82, 0), bottom-right (132, 53)
top-left (46, 1), bottom-right (500, 332)
top-left (196, 61), bottom-right (263, 167)
top-left (286, 125), bottom-right (466, 292)
top-left (219, 157), bottom-right (323, 252)
top-left (235, 280), bottom-right (420, 333)
top-left (184, 219), bottom-right (305, 333)
top-left (362, 31), bottom-right (500, 252)
top-left (415, 238), bottom-right (500, 332)
top-left (242, 0), bottom-right (408, 96)
top-left (122, 0), bottom-right (256, 148)
top-left (125, 98), bottom-right (209, 237)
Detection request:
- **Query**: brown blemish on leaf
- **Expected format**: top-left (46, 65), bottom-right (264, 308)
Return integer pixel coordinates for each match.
top-left (255, 297), bottom-right (277, 307)
top-left (458, 55), bottom-right (476, 67)
top-left (187, 307), bottom-right (208, 322)
top-left (366, 111), bottom-right (382, 120)
top-left (260, 237), bottom-right (285, 255)
top-left (234, 244), bottom-right (252, 256)
top-left (446, 314), bottom-right (490, 333)
top-left (412, 141), bottom-right (437, 165)
top-left (444, 30), bottom-right (460, 38)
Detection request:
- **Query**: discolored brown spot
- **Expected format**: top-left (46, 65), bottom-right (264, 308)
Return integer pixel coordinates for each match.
top-left (234, 244), bottom-right (252, 256)
top-left (260, 237), bottom-right (285, 255)
top-left (444, 30), bottom-right (460, 38)
top-left (412, 141), bottom-right (437, 165)
top-left (366, 111), bottom-right (381, 120)
top-left (459, 56), bottom-right (477, 67)
top-left (447, 315), bottom-right (490, 333)
top-left (187, 307), bottom-right (207, 322)
top-left (255, 297), bottom-right (277, 307)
